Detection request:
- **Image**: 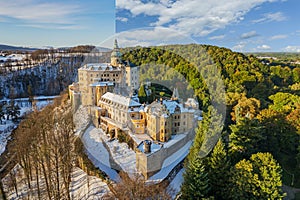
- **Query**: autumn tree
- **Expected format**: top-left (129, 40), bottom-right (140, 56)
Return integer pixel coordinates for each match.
top-left (230, 152), bottom-right (285, 200)
top-left (231, 96), bottom-right (260, 122)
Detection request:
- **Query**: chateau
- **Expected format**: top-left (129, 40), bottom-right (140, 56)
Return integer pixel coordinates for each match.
top-left (69, 40), bottom-right (201, 178)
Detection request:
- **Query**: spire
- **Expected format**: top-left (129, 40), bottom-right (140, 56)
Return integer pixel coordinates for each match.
top-left (114, 39), bottom-right (119, 49)
top-left (172, 88), bottom-right (179, 100)
top-left (111, 39), bottom-right (122, 66)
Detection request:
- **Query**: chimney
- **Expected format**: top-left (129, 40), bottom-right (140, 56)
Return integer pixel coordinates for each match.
top-left (143, 140), bottom-right (151, 153)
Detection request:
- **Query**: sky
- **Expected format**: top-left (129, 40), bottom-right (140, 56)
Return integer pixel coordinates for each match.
top-left (0, 0), bottom-right (300, 52)
top-left (0, 0), bottom-right (115, 48)
top-left (116, 0), bottom-right (300, 52)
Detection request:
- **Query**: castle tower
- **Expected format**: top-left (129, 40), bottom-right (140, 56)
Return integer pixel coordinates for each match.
top-left (111, 39), bottom-right (122, 66)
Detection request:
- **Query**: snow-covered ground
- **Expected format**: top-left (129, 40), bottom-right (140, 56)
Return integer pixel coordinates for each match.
top-left (73, 105), bottom-right (90, 136)
top-left (0, 98), bottom-right (54, 156)
top-left (0, 121), bottom-right (15, 155)
top-left (168, 168), bottom-right (184, 199)
top-left (81, 125), bottom-right (120, 182)
top-left (70, 167), bottom-right (111, 199)
top-left (2, 164), bottom-right (111, 199)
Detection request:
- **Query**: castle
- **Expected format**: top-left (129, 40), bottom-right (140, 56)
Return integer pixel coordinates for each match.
top-left (69, 40), bottom-right (200, 178)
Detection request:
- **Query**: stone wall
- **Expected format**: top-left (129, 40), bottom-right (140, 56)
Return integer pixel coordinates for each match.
top-left (136, 129), bottom-right (195, 179)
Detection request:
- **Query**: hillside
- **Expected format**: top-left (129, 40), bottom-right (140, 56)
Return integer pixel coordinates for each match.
top-left (0, 44), bottom-right (39, 52)
top-left (122, 44), bottom-right (300, 198)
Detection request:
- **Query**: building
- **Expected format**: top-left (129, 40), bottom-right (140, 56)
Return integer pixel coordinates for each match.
top-left (69, 39), bottom-right (140, 107)
top-left (70, 39), bottom-right (201, 180)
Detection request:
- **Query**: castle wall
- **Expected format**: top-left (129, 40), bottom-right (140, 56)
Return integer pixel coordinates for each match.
top-left (136, 128), bottom-right (195, 179)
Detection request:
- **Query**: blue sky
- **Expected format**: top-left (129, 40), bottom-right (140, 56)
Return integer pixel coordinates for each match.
top-left (116, 0), bottom-right (300, 52)
top-left (0, 0), bottom-right (115, 47)
top-left (0, 0), bottom-right (299, 52)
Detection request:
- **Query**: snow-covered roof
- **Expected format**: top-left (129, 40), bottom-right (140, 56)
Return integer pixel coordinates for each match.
top-left (148, 99), bottom-right (190, 116)
top-left (79, 63), bottom-right (121, 71)
top-left (101, 92), bottom-right (141, 107)
top-left (89, 81), bottom-right (114, 87)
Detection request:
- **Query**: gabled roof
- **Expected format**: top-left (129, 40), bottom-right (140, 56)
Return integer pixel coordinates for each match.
top-left (79, 63), bottom-right (121, 71)
top-left (101, 92), bottom-right (141, 107)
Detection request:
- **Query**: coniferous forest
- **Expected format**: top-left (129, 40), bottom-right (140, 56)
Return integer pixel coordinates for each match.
top-left (122, 44), bottom-right (300, 199)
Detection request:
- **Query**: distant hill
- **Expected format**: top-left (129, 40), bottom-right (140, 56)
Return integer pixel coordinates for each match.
top-left (0, 44), bottom-right (39, 52)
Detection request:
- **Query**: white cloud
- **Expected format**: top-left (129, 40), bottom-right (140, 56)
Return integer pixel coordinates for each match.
top-left (284, 46), bottom-right (300, 52)
top-left (209, 35), bottom-right (225, 40)
top-left (241, 31), bottom-right (258, 39)
top-left (116, 0), bottom-right (283, 37)
top-left (115, 27), bottom-right (195, 47)
top-left (257, 44), bottom-right (271, 50)
top-left (270, 34), bottom-right (287, 40)
top-left (252, 12), bottom-right (287, 23)
top-left (232, 42), bottom-right (246, 51)
top-left (0, 0), bottom-right (82, 28)
top-left (117, 17), bottom-right (129, 22)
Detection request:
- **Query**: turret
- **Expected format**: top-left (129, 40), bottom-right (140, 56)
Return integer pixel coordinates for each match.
top-left (111, 39), bottom-right (122, 66)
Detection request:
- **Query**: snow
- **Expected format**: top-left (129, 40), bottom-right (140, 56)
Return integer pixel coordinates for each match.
top-left (0, 121), bottom-right (15, 155)
top-left (148, 140), bottom-right (192, 182)
top-left (81, 126), bottom-right (120, 181)
top-left (163, 133), bottom-right (187, 148)
top-left (0, 98), bottom-right (53, 156)
top-left (70, 167), bottom-right (111, 199)
top-left (2, 164), bottom-right (111, 199)
top-left (81, 125), bottom-right (137, 178)
top-left (105, 137), bottom-right (136, 174)
top-left (73, 105), bottom-right (90, 136)
top-left (168, 168), bottom-right (184, 199)
top-left (81, 63), bottom-right (118, 71)
top-left (101, 92), bottom-right (141, 107)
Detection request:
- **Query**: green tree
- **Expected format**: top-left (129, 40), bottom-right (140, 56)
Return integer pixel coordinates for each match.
top-left (138, 84), bottom-right (147, 103)
top-left (180, 155), bottom-right (210, 199)
top-left (229, 118), bottom-right (265, 162)
top-left (207, 139), bottom-right (231, 199)
top-left (230, 152), bottom-right (285, 200)
top-left (257, 108), bottom-right (298, 155)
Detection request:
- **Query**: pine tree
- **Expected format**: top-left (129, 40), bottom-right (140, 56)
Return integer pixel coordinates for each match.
top-left (180, 155), bottom-right (210, 199)
top-left (138, 84), bottom-right (147, 103)
top-left (208, 139), bottom-right (231, 199)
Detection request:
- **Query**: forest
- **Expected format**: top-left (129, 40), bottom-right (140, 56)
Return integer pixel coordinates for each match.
top-left (122, 44), bottom-right (300, 199)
